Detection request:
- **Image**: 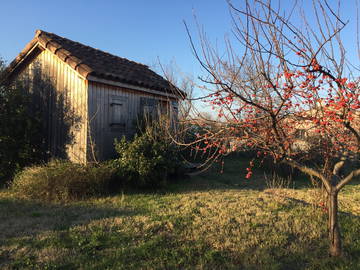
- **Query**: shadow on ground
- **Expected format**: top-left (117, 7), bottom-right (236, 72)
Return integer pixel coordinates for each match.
top-left (166, 156), bottom-right (315, 194)
top-left (0, 195), bottom-right (145, 241)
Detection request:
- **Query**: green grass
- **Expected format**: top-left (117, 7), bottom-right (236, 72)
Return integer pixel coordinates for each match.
top-left (1, 157), bottom-right (360, 269)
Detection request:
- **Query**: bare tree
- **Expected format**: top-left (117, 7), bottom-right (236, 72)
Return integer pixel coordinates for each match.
top-left (184, 0), bottom-right (360, 256)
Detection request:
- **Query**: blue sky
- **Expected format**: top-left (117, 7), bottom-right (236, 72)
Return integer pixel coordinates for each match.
top-left (1, 0), bottom-right (359, 108)
top-left (0, 1), bottom-right (231, 77)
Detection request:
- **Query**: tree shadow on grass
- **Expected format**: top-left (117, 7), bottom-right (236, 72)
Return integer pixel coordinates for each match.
top-left (0, 195), bottom-right (145, 241)
top-left (9, 208), bottom-right (356, 270)
top-left (167, 162), bottom-right (312, 194)
top-left (229, 203), bottom-right (360, 269)
top-left (180, 201), bottom-right (360, 269)
top-left (1, 189), bottom-right (359, 269)
top-left (168, 154), bottom-right (360, 195)
top-left (225, 239), bottom-right (360, 269)
top-left (75, 234), bottom-right (336, 269)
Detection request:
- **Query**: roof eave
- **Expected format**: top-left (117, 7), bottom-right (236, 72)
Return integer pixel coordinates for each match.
top-left (87, 75), bottom-right (185, 100)
top-left (87, 72), bottom-right (187, 99)
top-left (3, 30), bottom-right (188, 100)
top-left (1, 38), bottom-right (41, 84)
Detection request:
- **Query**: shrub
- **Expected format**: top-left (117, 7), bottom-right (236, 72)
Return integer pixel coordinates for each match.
top-left (11, 160), bottom-right (115, 202)
top-left (112, 134), bottom-right (181, 188)
top-left (0, 81), bottom-right (46, 183)
top-left (0, 61), bottom-right (80, 184)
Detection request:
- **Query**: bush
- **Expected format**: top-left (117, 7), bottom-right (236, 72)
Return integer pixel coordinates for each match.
top-left (11, 160), bottom-right (115, 202)
top-left (0, 60), bottom-right (52, 184)
top-left (112, 134), bottom-right (181, 188)
top-left (0, 82), bottom-right (46, 183)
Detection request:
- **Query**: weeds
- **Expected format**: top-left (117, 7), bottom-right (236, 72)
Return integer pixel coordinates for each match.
top-left (1, 157), bottom-right (360, 269)
top-left (10, 160), bottom-right (115, 202)
top-left (264, 172), bottom-right (293, 189)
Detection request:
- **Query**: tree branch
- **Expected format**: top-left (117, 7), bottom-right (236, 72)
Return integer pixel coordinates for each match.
top-left (285, 158), bottom-right (331, 192)
top-left (336, 168), bottom-right (360, 191)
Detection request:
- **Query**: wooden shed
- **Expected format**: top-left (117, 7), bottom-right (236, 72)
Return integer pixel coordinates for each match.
top-left (3, 30), bottom-right (184, 163)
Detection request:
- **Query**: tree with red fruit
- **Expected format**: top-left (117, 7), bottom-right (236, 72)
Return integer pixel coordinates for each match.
top-left (185, 0), bottom-right (360, 256)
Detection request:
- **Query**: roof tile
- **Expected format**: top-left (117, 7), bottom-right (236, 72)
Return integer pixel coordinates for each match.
top-left (5, 30), bottom-right (184, 97)
top-left (35, 30), bottom-right (181, 95)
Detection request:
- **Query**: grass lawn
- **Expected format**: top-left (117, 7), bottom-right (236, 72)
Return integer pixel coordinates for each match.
top-left (1, 156), bottom-right (360, 269)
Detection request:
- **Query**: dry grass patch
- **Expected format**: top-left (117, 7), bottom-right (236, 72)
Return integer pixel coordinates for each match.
top-left (1, 158), bottom-right (360, 269)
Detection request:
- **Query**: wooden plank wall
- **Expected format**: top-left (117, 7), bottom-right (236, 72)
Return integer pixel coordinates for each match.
top-left (21, 49), bottom-right (88, 163)
top-left (18, 48), bottom-right (178, 163)
top-left (88, 81), bottom-right (176, 161)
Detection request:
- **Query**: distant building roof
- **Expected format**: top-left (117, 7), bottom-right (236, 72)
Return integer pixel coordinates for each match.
top-left (4, 30), bottom-right (185, 97)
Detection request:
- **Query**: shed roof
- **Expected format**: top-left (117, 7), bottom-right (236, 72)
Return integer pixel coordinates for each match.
top-left (5, 30), bottom-right (184, 97)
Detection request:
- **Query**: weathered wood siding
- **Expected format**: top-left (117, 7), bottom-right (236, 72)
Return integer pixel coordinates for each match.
top-left (17, 48), bottom-right (179, 163)
top-left (88, 81), bottom-right (176, 160)
top-left (20, 49), bottom-right (88, 163)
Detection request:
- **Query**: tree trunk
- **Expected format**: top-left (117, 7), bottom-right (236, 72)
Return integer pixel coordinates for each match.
top-left (328, 189), bottom-right (342, 257)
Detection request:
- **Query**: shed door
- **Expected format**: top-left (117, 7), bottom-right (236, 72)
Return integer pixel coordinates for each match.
top-left (109, 96), bottom-right (128, 131)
